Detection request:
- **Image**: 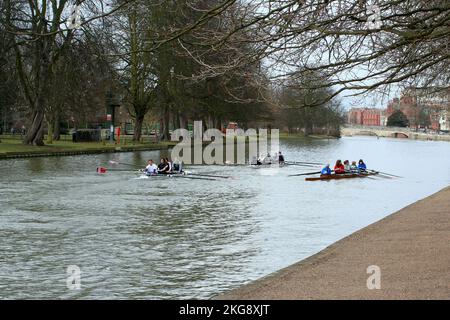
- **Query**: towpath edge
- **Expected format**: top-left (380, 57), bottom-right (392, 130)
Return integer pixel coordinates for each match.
top-left (216, 187), bottom-right (450, 300)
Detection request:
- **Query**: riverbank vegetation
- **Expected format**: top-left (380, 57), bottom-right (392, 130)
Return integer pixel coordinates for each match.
top-left (1, 1), bottom-right (448, 146)
top-left (0, 135), bottom-right (175, 156)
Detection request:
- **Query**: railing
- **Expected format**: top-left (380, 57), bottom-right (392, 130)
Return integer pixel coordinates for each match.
top-left (343, 124), bottom-right (411, 132)
top-left (343, 124), bottom-right (449, 136)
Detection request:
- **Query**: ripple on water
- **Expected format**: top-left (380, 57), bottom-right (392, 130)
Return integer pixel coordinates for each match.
top-left (1, 138), bottom-right (449, 299)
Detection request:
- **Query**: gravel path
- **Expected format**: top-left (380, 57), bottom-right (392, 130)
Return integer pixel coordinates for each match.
top-left (217, 187), bottom-right (450, 299)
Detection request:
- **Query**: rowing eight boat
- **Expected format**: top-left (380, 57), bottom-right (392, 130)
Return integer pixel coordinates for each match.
top-left (305, 172), bottom-right (378, 181)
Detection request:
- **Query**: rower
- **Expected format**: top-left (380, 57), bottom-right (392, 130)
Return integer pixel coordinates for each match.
top-left (251, 155), bottom-right (262, 165)
top-left (358, 159), bottom-right (367, 172)
top-left (343, 160), bottom-right (351, 173)
top-left (278, 151), bottom-right (285, 165)
top-left (144, 159), bottom-right (158, 176)
top-left (165, 157), bottom-right (173, 173)
top-left (262, 153), bottom-right (272, 164)
top-left (321, 164), bottom-right (332, 176)
top-left (157, 158), bottom-right (169, 174)
top-left (334, 159), bottom-right (345, 174)
top-left (350, 161), bottom-right (358, 173)
top-left (172, 158), bottom-right (183, 173)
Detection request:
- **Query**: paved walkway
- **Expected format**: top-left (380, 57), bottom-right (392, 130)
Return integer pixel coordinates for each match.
top-left (217, 187), bottom-right (450, 299)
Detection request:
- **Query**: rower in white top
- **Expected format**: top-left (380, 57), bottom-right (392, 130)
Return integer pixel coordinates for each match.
top-left (262, 153), bottom-right (273, 164)
top-left (144, 159), bottom-right (158, 176)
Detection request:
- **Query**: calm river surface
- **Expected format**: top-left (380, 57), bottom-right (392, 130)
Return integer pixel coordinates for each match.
top-left (0, 136), bottom-right (449, 299)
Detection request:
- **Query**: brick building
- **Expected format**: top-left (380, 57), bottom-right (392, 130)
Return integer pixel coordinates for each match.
top-left (386, 88), bottom-right (450, 131)
top-left (347, 108), bottom-right (383, 126)
top-left (386, 96), bottom-right (420, 127)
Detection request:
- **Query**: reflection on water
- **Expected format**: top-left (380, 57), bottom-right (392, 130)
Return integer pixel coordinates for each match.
top-left (0, 137), bottom-right (449, 299)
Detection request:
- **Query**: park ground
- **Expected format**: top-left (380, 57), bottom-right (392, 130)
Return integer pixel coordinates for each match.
top-left (0, 135), bottom-right (176, 159)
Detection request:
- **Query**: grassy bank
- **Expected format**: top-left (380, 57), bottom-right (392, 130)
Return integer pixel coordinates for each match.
top-left (0, 133), bottom-right (339, 159)
top-left (0, 136), bottom-right (177, 159)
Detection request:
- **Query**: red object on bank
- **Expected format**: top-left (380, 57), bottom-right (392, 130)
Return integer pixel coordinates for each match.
top-left (116, 127), bottom-right (121, 144)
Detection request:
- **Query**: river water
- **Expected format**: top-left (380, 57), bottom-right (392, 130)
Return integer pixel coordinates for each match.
top-left (0, 136), bottom-right (449, 299)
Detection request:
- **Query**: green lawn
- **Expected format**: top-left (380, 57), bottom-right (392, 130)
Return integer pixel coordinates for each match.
top-left (0, 136), bottom-right (176, 155)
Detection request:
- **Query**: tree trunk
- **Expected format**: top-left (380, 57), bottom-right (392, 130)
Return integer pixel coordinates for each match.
top-left (214, 117), bottom-right (222, 130)
top-left (172, 111), bottom-right (180, 130)
top-left (53, 112), bottom-right (60, 141)
top-left (46, 119), bottom-right (54, 144)
top-left (179, 114), bottom-right (187, 130)
top-left (162, 107), bottom-right (170, 141)
top-left (23, 107), bottom-right (45, 146)
top-left (133, 114), bottom-right (144, 141)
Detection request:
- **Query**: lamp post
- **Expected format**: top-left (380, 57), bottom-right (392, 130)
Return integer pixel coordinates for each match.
top-left (106, 91), bottom-right (120, 143)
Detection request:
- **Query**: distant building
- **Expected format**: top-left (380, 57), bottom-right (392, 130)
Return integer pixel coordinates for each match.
top-left (386, 88), bottom-right (450, 131)
top-left (347, 108), bottom-right (383, 126)
top-left (438, 110), bottom-right (449, 132)
top-left (386, 96), bottom-right (420, 127)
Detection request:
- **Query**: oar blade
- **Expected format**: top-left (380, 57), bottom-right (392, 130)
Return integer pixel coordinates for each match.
top-left (96, 167), bottom-right (107, 174)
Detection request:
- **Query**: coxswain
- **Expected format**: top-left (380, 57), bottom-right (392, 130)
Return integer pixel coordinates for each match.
top-left (334, 159), bottom-right (345, 174)
top-left (321, 164), bottom-right (332, 176)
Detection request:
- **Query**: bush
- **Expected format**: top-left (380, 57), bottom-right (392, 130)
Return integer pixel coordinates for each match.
top-left (387, 110), bottom-right (409, 127)
top-left (72, 129), bottom-right (101, 142)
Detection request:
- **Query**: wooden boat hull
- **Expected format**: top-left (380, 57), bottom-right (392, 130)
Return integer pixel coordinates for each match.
top-left (305, 172), bottom-right (377, 181)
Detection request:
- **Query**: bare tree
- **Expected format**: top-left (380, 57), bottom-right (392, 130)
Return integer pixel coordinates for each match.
top-left (174, 0), bottom-right (450, 104)
top-left (2, 0), bottom-right (131, 145)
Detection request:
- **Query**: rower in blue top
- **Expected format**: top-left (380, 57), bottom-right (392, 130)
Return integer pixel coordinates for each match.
top-left (321, 164), bottom-right (332, 176)
top-left (358, 159), bottom-right (367, 172)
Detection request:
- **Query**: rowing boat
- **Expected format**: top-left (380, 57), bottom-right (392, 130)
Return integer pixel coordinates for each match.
top-left (136, 171), bottom-right (220, 181)
top-left (305, 172), bottom-right (378, 181)
top-left (250, 162), bottom-right (287, 168)
top-left (137, 171), bottom-right (186, 178)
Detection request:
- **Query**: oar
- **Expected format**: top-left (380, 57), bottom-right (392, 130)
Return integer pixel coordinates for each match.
top-left (176, 175), bottom-right (217, 181)
top-left (368, 169), bottom-right (402, 178)
top-left (188, 173), bottom-right (232, 179)
top-left (97, 167), bottom-right (140, 173)
top-left (286, 160), bottom-right (323, 166)
top-left (289, 170), bottom-right (322, 177)
top-left (109, 160), bottom-right (142, 168)
top-left (285, 163), bottom-right (320, 168)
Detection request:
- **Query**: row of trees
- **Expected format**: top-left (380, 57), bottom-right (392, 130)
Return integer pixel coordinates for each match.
top-left (2, 0), bottom-right (447, 145)
top-left (0, 0), bottom-right (344, 145)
